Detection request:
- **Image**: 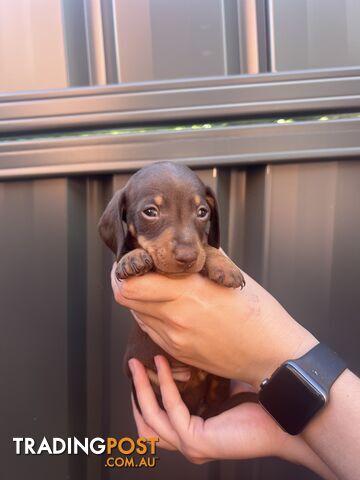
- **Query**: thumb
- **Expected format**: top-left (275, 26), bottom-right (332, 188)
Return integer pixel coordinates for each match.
top-left (111, 263), bottom-right (204, 302)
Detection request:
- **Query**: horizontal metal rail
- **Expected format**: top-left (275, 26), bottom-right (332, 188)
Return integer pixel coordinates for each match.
top-left (1, 67), bottom-right (360, 134)
top-left (1, 117), bottom-right (359, 179)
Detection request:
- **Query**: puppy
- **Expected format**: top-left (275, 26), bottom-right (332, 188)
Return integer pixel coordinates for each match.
top-left (98, 161), bottom-right (256, 419)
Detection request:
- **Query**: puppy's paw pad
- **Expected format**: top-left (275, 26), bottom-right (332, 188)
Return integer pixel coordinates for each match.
top-left (140, 251), bottom-right (153, 269)
top-left (208, 268), bottom-right (225, 285)
top-left (208, 264), bottom-right (245, 289)
top-left (116, 250), bottom-right (154, 279)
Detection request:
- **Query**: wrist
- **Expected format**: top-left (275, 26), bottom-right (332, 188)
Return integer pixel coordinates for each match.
top-left (230, 276), bottom-right (318, 388)
top-left (250, 322), bottom-right (318, 389)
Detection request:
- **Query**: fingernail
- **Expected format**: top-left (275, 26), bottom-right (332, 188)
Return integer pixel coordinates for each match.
top-left (128, 358), bottom-right (136, 372)
top-left (154, 355), bottom-right (161, 371)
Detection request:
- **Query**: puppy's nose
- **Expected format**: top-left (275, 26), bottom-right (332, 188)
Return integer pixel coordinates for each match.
top-left (174, 247), bottom-right (198, 266)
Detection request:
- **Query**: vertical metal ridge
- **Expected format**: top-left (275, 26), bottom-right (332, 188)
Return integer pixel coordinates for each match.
top-left (84, 0), bottom-right (107, 85)
top-left (220, 0), bottom-right (229, 75)
top-left (66, 177), bottom-right (87, 479)
top-left (255, 0), bottom-right (270, 72)
top-left (61, 0), bottom-right (90, 86)
top-left (85, 177), bottom-right (110, 480)
top-left (111, 0), bottom-right (122, 83)
top-left (261, 164), bottom-right (272, 287)
top-left (228, 168), bottom-right (247, 265)
top-left (100, 0), bottom-right (119, 84)
top-left (245, 0), bottom-right (260, 74)
top-left (267, 0), bottom-right (276, 71)
top-left (238, 0), bottom-right (260, 74)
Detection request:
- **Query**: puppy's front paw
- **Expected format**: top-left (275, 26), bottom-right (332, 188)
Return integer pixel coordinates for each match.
top-left (206, 257), bottom-right (245, 289)
top-left (116, 249), bottom-right (154, 280)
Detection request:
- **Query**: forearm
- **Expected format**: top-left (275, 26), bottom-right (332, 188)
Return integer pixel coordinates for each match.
top-left (113, 270), bottom-right (360, 477)
top-left (233, 278), bottom-right (320, 388)
top-left (302, 369), bottom-right (360, 480)
top-left (239, 299), bottom-right (359, 480)
top-left (249, 318), bottom-right (360, 480)
top-left (285, 438), bottom-right (337, 480)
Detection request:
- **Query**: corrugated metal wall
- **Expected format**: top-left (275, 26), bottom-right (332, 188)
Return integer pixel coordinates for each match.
top-left (2, 162), bottom-right (359, 480)
top-left (3, 0), bottom-right (360, 93)
top-left (1, 1), bottom-right (360, 479)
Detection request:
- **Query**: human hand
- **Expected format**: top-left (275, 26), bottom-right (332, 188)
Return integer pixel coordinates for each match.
top-left (128, 355), bottom-right (336, 479)
top-left (111, 264), bottom-right (317, 387)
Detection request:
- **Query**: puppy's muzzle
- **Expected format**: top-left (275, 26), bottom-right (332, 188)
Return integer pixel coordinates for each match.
top-left (174, 245), bottom-right (198, 268)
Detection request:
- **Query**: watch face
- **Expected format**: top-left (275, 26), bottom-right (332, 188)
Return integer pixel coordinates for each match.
top-left (259, 363), bottom-right (326, 435)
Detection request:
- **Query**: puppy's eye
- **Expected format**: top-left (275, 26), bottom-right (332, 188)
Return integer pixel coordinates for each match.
top-left (142, 207), bottom-right (159, 218)
top-left (197, 206), bottom-right (209, 219)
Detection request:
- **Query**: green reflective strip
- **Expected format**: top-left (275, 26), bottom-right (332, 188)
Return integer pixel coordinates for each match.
top-left (1, 112), bottom-right (360, 143)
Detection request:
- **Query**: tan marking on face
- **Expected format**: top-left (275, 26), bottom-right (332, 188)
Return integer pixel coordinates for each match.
top-left (154, 195), bottom-right (163, 206)
top-left (206, 195), bottom-right (215, 208)
top-left (138, 228), bottom-right (206, 274)
top-left (128, 224), bottom-right (136, 236)
top-left (194, 194), bottom-right (201, 206)
top-left (137, 233), bottom-right (160, 253)
top-left (138, 229), bottom-right (175, 271)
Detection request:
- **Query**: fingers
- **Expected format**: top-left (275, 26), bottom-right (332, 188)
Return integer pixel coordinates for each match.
top-left (131, 395), bottom-right (176, 451)
top-left (154, 356), bottom-right (194, 436)
top-left (154, 356), bottom-right (213, 463)
top-left (128, 358), bottom-right (180, 448)
top-left (111, 263), bottom-right (211, 303)
top-left (111, 262), bottom-right (195, 302)
top-left (131, 356), bottom-right (211, 464)
top-left (111, 265), bottom-right (169, 316)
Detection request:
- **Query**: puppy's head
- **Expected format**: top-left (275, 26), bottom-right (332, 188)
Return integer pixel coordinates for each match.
top-left (98, 162), bottom-right (220, 274)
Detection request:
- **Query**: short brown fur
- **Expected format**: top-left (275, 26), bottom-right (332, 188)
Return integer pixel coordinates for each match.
top-left (98, 161), bottom-right (255, 419)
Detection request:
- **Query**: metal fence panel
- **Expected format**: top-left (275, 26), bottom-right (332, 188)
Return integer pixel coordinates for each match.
top-left (3, 157), bottom-right (359, 479)
top-left (269, 0), bottom-right (360, 71)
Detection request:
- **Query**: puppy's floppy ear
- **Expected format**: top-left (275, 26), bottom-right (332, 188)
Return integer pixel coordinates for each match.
top-left (98, 188), bottom-right (127, 261)
top-left (205, 186), bottom-right (220, 248)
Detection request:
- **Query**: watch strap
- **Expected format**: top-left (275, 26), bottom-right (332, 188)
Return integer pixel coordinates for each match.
top-left (296, 342), bottom-right (347, 394)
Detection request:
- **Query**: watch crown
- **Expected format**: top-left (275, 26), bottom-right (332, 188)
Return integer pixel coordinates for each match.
top-left (260, 378), bottom-right (270, 389)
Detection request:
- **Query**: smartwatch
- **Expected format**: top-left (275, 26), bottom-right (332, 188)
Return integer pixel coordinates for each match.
top-left (259, 343), bottom-right (347, 435)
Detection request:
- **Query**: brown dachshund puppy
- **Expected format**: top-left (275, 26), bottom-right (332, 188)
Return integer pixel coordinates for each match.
top-left (98, 161), bottom-right (257, 419)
